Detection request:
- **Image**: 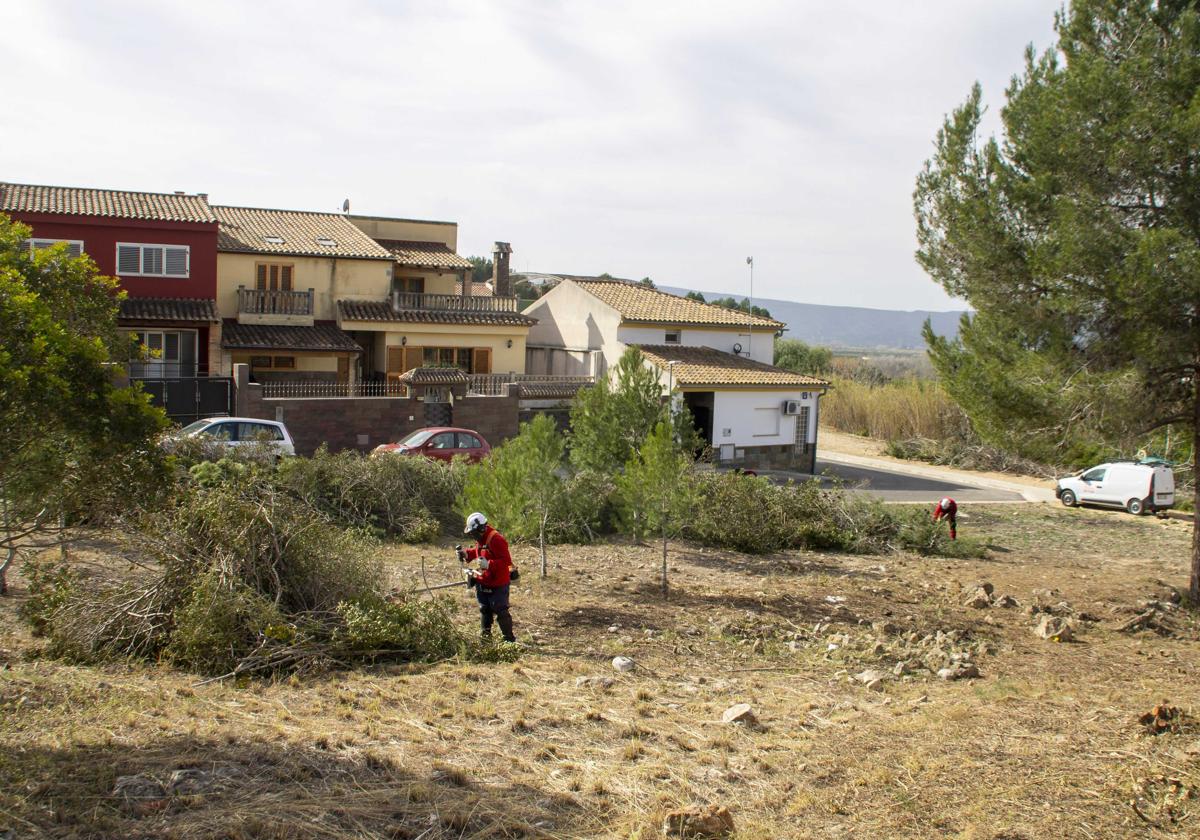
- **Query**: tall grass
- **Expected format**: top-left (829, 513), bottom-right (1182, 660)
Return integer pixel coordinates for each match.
top-left (821, 378), bottom-right (968, 441)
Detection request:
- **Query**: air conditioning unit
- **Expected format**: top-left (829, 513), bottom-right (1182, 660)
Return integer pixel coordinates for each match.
top-left (783, 400), bottom-right (802, 415)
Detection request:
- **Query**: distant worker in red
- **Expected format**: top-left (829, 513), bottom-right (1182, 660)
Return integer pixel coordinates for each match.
top-left (933, 497), bottom-right (958, 540)
top-left (460, 512), bottom-right (517, 643)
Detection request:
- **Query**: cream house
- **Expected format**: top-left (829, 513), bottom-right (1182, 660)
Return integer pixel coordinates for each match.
top-left (524, 278), bottom-right (828, 471)
top-left (214, 207), bottom-right (534, 383)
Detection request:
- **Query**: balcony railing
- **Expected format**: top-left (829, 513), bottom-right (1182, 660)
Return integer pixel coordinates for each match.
top-left (469, 373), bottom-right (594, 396)
top-left (256, 374), bottom-right (594, 399)
top-left (391, 291), bottom-right (519, 313)
top-left (238, 286), bottom-right (314, 316)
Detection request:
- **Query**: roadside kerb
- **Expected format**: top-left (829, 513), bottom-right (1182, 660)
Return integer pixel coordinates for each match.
top-left (817, 450), bottom-right (1058, 503)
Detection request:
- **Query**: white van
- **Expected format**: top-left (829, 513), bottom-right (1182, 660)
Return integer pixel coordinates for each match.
top-left (1055, 461), bottom-right (1174, 515)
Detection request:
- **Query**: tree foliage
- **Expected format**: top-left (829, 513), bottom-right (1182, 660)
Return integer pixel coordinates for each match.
top-left (617, 421), bottom-right (695, 596)
top-left (774, 338), bottom-right (833, 375)
top-left (685, 291), bottom-right (707, 303)
top-left (708, 295), bottom-right (772, 319)
top-left (913, 0), bottom-right (1200, 596)
top-left (569, 347), bottom-right (668, 474)
top-left (0, 215), bottom-right (168, 595)
top-left (467, 256), bottom-right (492, 284)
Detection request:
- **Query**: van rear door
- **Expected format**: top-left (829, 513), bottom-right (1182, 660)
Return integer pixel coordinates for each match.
top-left (1152, 466), bottom-right (1175, 509)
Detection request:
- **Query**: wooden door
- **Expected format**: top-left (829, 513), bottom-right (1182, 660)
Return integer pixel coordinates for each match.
top-left (336, 356), bottom-right (350, 384)
top-left (386, 346), bottom-right (406, 374)
top-left (404, 347), bottom-right (423, 372)
top-left (473, 348), bottom-right (492, 374)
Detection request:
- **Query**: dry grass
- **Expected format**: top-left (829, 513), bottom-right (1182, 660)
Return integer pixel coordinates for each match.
top-left (822, 378), bottom-right (967, 442)
top-left (2, 506), bottom-right (1200, 838)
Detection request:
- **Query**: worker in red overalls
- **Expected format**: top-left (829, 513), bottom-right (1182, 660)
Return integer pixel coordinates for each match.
top-left (460, 512), bottom-right (517, 643)
top-left (932, 497), bottom-right (958, 539)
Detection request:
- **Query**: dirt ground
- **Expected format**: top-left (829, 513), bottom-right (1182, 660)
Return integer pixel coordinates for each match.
top-left (2, 504), bottom-right (1199, 839)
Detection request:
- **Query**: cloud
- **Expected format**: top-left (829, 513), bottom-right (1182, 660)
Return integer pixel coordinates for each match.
top-left (0, 0), bottom-right (1059, 311)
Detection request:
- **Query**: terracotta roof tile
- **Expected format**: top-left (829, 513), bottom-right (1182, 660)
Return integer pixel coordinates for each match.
top-left (517, 379), bottom-right (592, 399)
top-left (455, 279), bottom-right (494, 296)
top-left (637, 344), bottom-right (828, 388)
top-left (0, 181), bottom-right (216, 223)
top-left (377, 239), bottom-right (473, 269)
top-left (214, 206), bottom-right (393, 259)
top-left (337, 299), bottom-right (536, 327)
top-left (397, 367), bottom-right (469, 386)
top-left (574, 279), bottom-right (784, 329)
top-left (221, 323), bottom-right (362, 352)
top-left (118, 297), bottom-right (219, 323)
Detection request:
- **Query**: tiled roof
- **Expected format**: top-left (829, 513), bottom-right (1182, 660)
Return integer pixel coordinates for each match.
top-left (221, 323), bottom-right (363, 353)
top-left (377, 239), bottom-right (473, 269)
top-left (214, 206), bottom-right (393, 259)
top-left (517, 379), bottom-right (592, 400)
top-left (574, 279), bottom-right (784, 329)
top-left (637, 345), bottom-right (828, 388)
top-left (0, 181), bottom-right (216, 223)
top-left (337, 299), bottom-right (536, 327)
top-left (118, 297), bottom-right (219, 323)
top-left (455, 279), bottom-right (494, 296)
top-left (397, 367), bottom-right (469, 386)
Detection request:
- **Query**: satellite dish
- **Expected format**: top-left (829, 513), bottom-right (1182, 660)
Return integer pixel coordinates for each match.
top-left (342, 199), bottom-right (350, 213)
top-left (733, 343), bottom-right (743, 355)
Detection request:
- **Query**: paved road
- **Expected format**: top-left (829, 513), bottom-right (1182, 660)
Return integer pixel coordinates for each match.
top-left (811, 458), bottom-right (1027, 503)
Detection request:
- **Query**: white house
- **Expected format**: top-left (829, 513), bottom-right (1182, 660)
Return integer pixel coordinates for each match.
top-left (523, 278), bottom-right (829, 472)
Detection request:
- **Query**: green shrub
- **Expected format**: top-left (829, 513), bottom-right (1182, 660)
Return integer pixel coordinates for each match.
top-left (17, 556), bottom-right (80, 636)
top-left (276, 448), bottom-right (464, 541)
top-left (334, 595), bottom-right (465, 662)
top-left (165, 572), bottom-right (289, 673)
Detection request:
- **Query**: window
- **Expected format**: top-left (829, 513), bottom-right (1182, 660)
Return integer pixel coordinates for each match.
top-left (263, 235), bottom-right (285, 245)
top-left (1082, 468), bottom-right (1107, 482)
top-left (315, 237), bottom-right (336, 247)
top-left (26, 238), bottom-right (84, 259)
top-left (116, 243), bottom-right (189, 277)
top-left (458, 433), bottom-right (482, 449)
top-left (238, 422), bottom-right (284, 441)
top-left (203, 422), bottom-right (236, 441)
top-left (665, 330), bottom-right (681, 344)
top-left (250, 355), bottom-right (272, 368)
top-left (794, 406), bottom-right (811, 454)
top-left (272, 356), bottom-right (296, 369)
top-left (392, 276), bottom-right (425, 294)
top-left (753, 407), bottom-right (780, 437)
top-left (429, 432), bottom-right (457, 450)
top-left (255, 263), bottom-right (294, 290)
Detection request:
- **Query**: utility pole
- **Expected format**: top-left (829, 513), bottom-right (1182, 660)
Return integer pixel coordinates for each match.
top-left (746, 256), bottom-right (754, 358)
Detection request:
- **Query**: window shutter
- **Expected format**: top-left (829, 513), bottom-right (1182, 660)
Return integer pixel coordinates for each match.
top-left (117, 245), bottom-right (140, 274)
top-left (386, 346), bottom-right (406, 373)
top-left (256, 264), bottom-right (267, 289)
top-left (66, 241), bottom-right (83, 259)
top-left (142, 246), bottom-right (164, 275)
top-left (164, 247), bottom-right (188, 277)
top-left (473, 348), bottom-right (491, 374)
top-left (281, 265), bottom-right (293, 290)
top-left (404, 347), bottom-right (423, 371)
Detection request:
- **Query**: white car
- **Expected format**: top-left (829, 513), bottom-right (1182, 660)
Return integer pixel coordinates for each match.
top-left (176, 417), bottom-right (296, 457)
top-left (1055, 461), bottom-right (1174, 515)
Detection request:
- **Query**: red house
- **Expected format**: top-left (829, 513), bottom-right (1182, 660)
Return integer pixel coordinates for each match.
top-left (0, 181), bottom-right (222, 382)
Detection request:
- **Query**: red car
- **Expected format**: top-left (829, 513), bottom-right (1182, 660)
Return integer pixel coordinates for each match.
top-left (371, 427), bottom-right (492, 463)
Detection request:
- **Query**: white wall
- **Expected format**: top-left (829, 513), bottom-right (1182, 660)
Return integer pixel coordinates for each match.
top-left (523, 281), bottom-right (622, 374)
top-left (709, 390), bottom-right (820, 449)
top-left (617, 325), bottom-right (774, 365)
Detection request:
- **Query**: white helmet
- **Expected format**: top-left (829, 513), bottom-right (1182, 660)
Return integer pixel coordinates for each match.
top-left (940, 498), bottom-right (953, 511)
top-left (465, 512), bottom-right (488, 534)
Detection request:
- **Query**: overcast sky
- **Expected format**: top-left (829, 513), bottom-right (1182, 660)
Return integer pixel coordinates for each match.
top-left (2, 0), bottom-right (1060, 311)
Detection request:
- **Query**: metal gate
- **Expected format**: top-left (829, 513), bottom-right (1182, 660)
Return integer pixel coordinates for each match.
top-left (136, 377), bottom-right (234, 424)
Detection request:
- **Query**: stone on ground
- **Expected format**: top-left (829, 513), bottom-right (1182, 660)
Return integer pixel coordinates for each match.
top-left (662, 804), bottom-right (735, 838)
top-left (721, 703), bottom-right (758, 726)
top-left (1034, 615), bottom-right (1074, 642)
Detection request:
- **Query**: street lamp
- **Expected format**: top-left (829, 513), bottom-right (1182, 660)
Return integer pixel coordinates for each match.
top-left (746, 256), bottom-right (754, 358)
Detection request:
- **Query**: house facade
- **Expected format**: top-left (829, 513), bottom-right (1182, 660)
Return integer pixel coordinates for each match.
top-left (524, 278), bottom-right (828, 471)
top-left (0, 181), bottom-right (222, 380)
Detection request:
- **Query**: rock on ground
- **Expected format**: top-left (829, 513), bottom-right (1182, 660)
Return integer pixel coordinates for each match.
top-left (1034, 615), bottom-right (1074, 642)
top-left (663, 804), bottom-right (735, 838)
top-left (721, 703), bottom-right (758, 726)
top-left (612, 656), bottom-right (635, 673)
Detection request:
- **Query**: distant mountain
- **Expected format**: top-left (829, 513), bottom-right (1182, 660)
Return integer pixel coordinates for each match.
top-left (660, 286), bottom-right (966, 351)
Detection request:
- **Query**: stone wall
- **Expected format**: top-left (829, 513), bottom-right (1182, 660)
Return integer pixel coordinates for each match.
top-left (234, 365), bottom-right (519, 455)
top-left (721, 442), bottom-right (817, 474)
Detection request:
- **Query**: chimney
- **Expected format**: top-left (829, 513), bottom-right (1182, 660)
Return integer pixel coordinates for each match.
top-left (492, 241), bottom-right (513, 297)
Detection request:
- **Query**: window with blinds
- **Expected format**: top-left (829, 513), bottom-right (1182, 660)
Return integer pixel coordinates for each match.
top-left (255, 263), bottom-right (294, 290)
top-left (115, 243), bottom-right (190, 277)
top-left (26, 238), bottom-right (84, 259)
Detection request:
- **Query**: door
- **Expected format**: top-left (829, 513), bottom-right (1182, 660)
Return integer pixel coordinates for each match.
top-left (457, 432), bottom-right (486, 462)
top-left (1077, 467), bottom-right (1108, 502)
top-left (404, 347), bottom-right (423, 372)
top-left (337, 356), bottom-right (350, 385)
top-left (424, 431), bottom-right (459, 461)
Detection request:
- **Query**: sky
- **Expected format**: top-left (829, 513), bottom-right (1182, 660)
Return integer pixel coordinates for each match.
top-left (1, 0), bottom-right (1061, 312)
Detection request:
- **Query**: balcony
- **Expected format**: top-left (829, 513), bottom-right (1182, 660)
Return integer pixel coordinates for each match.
top-left (237, 286), bottom-right (315, 326)
top-left (391, 291), bottom-right (520, 314)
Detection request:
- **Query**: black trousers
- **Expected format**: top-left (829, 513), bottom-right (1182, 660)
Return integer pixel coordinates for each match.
top-left (476, 584), bottom-right (515, 642)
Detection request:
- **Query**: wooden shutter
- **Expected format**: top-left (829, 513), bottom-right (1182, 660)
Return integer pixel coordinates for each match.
top-left (255, 264), bottom-right (267, 289)
top-left (337, 356), bottom-right (350, 383)
top-left (281, 265), bottom-right (293, 290)
top-left (404, 347), bottom-right (423, 372)
top-left (473, 348), bottom-right (491, 374)
top-left (386, 346), bottom-right (406, 374)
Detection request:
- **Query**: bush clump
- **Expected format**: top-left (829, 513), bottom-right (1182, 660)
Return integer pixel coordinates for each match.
top-left (276, 447), bottom-right (465, 541)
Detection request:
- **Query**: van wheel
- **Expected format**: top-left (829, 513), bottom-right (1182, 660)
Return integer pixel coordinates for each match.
top-left (1060, 490), bottom-right (1077, 507)
top-left (1126, 498), bottom-right (1144, 516)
